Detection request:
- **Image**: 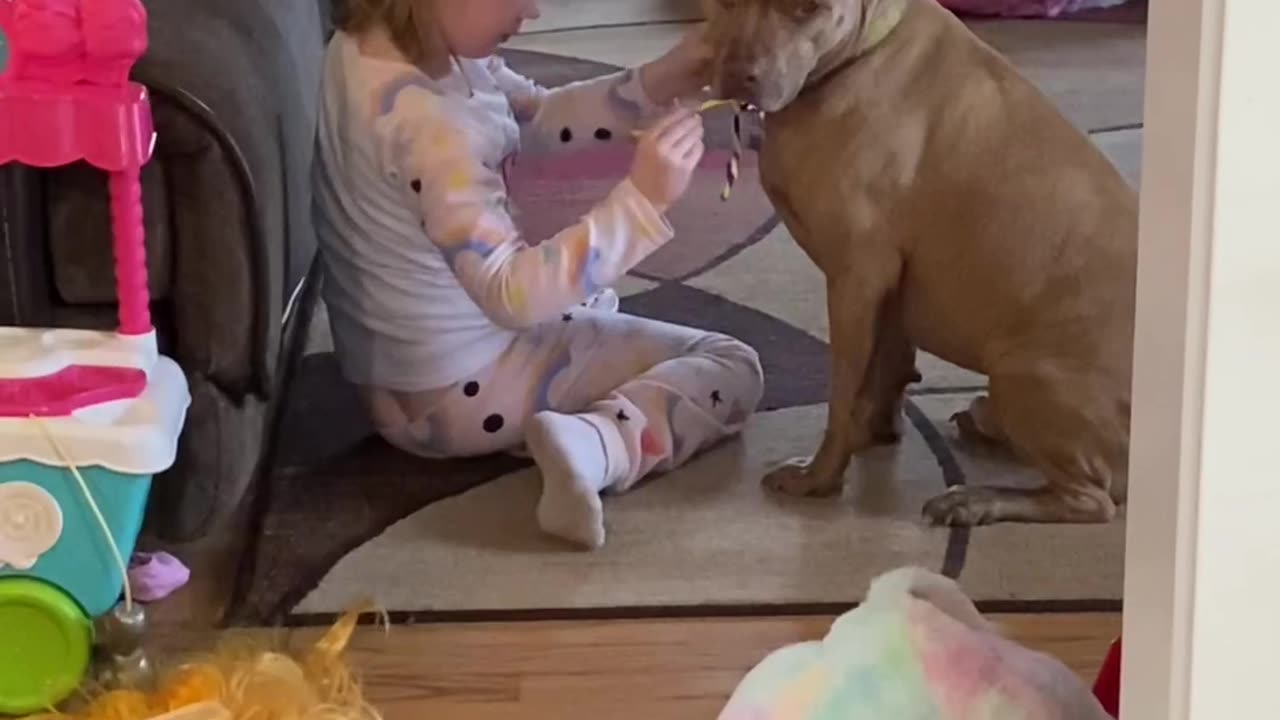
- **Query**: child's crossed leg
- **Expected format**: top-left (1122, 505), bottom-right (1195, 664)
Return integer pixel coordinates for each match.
top-left (364, 309), bottom-right (764, 548)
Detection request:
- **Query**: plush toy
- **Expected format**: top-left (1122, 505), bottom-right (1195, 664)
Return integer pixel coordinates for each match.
top-left (718, 567), bottom-right (1111, 720)
top-left (22, 605), bottom-right (385, 720)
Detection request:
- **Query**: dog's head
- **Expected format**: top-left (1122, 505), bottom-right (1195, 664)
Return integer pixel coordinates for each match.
top-left (703, 0), bottom-right (886, 112)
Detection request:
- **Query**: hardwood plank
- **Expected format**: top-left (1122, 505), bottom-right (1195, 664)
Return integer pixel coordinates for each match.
top-left (284, 613), bottom-right (1121, 720)
top-left (405, 699), bottom-right (727, 720)
top-left (992, 613), bottom-right (1123, 678)
top-left (147, 627), bottom-right (292, 663)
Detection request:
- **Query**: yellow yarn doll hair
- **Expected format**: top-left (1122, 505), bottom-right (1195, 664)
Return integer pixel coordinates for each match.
top-left (24, 604), bottom-right (387, 720)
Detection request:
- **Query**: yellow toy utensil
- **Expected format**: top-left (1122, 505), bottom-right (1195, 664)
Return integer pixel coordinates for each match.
top-left (628, 99), bottom-right (738, 137)
top-left (631, 99), bottom-right (759, 202)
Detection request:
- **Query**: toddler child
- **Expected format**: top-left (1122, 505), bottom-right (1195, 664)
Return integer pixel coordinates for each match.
top-left (314, 0), bottom-right (764, 549)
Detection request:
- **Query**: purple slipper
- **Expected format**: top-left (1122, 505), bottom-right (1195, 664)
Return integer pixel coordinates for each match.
top-left (127, 551), bottom-right (191, 602)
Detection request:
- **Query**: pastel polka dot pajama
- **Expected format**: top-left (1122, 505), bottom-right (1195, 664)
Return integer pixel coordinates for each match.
top-left (365, 308), bottom-right (762, 486)
top-left (314, 29), bottom-right (764, 547)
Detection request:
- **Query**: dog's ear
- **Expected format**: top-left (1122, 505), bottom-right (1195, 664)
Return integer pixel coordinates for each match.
top-left (865, 566), bottom-right (994, 634)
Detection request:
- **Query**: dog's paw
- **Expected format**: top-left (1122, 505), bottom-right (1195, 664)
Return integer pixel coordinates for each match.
top-left (762, 458), bottom-right (843, 498)
top-left (922, 487), bottom-right (999, 527)
top-left (949, 396), bottom-right (1003, 448)
top-left (869, 411), bottom-right (906, 446)
top-left (950, 410), bottom-right (988, 445)
top-left (871, 428), bottom-right (904, 446)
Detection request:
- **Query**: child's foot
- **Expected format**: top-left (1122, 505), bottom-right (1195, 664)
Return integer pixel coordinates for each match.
top-left (526, 412), bottom-right (617, 549)
top-left (581, 288), bottom-right (620, 313)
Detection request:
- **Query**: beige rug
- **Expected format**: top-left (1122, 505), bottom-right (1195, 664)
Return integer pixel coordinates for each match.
top-left (231, 19), bottom-right (1139, 624)
top-left (296, 401), bottom-right (1124, 616)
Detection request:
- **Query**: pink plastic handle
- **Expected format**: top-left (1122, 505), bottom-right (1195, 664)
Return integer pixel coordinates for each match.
top-left (0, 0), bottom-right (154, 335)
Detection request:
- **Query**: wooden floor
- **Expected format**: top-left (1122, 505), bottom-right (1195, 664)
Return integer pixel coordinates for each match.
top-left (138, 505), bottom-right (1120, 719)
top-left (148, 612), bottom-right (1120, 720)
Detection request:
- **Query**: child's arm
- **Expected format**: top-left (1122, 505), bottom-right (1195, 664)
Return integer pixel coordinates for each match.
top-left (489, 26), bottom-right (709, 149)
top-left (490, 62), bottom-right (661, 149)
top-left (379, 97), bottom-right (676, 330)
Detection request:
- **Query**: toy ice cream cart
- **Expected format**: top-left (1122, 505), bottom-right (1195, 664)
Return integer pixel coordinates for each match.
top-left (0, 0), bottom-right (190, 713)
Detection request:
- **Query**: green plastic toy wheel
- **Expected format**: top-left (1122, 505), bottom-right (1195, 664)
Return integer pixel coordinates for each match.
top-left (0, 578), bottom-right (93, 716)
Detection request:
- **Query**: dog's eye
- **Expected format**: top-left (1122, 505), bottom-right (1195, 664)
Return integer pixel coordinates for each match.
top-left (790, 0), bottom-right (826, 20)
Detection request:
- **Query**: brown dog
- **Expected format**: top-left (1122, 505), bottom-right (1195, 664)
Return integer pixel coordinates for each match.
top-left (702, 0), bottom-right (1138, 526)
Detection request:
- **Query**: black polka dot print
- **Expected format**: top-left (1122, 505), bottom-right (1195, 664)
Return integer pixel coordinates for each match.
top-left (463, 381), bottom-right (480, 397)
top-left (410, 179), bottom-right (422, 193)
top-left (561, 312), bottom-right (573, 323)
top-left (559, 127), bottom-right (573, 143)
top-left (594, 128), bottom-right (613, 141)
top-left (483, 414), bottom-right (505, 433)
top-left (711, 390), bottom-right (723, 407)
top-left (616, 410), bottom-right (630, 422)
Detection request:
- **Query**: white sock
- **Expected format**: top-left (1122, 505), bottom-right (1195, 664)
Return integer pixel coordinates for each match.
top-left (580, 288), bottom-right (620, 313)
top-left (526, 411), bottom-right (628, 550)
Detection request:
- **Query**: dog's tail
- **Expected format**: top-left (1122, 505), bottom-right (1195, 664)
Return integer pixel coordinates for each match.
top-left (863, 566), bottom-right (993, 634)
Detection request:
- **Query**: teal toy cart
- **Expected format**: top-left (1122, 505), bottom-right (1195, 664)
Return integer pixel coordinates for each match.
top-left (0, 342), bottom-right (189, 714)
top-left (0, 0), bottom-right (190, 713)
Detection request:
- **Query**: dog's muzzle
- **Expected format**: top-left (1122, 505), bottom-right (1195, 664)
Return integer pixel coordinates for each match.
top-left (713, 68), bottom-right (763, 107)
top-left (712, 44), bottom-right (766, 106)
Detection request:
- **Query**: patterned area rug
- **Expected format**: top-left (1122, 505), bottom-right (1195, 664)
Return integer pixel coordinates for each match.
top-left (521, 0), bottom-right (1146, 32)
top-left (228, 38), bottom-right (1137, 625)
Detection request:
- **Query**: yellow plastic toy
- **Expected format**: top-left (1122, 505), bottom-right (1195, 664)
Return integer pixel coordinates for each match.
top-left (21, 605), bottom-right (385, 720)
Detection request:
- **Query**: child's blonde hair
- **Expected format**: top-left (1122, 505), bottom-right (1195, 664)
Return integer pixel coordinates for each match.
top-left (334, 0), bottom-right (449, 74)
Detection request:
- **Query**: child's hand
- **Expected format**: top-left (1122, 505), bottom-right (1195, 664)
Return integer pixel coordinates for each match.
top-left (629, 107), bottom-right (706, 214)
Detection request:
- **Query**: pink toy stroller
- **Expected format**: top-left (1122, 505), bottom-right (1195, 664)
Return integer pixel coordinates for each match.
top-left (0, 0), bottom-right (191, 713)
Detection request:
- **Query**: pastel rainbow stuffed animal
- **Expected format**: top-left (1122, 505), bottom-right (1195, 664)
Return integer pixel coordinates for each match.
top-left (719, 567), bottom-right (1111, 720)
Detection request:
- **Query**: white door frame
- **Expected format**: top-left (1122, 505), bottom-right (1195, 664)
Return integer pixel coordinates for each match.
top-left (1123, 0), bottom-right (1279, 717)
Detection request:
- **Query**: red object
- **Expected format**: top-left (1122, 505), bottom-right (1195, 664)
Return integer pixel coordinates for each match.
top-left (1092, 636), bottom-right (1122, 717)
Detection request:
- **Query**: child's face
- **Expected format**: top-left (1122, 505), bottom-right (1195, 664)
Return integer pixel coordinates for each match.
top-left (433, 0), bottom-right (541, 58)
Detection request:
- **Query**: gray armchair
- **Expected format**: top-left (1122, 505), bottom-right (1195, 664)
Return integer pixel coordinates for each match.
top-left (0, 0), bottom-right (332, 540)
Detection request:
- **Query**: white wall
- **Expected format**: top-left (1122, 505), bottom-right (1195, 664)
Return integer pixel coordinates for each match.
top-left (1123, 0), bottom-right (1280, 717)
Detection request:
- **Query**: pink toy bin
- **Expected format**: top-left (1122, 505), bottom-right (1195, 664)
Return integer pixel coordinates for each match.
top-left (0, 0), bottom-right (190, 713)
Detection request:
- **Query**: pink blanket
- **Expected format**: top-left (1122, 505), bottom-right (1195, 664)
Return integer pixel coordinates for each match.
top-left (940, 0), bottom-right (1129, 18)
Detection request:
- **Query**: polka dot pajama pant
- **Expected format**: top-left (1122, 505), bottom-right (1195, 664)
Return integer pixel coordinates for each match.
top-left (363, 309), bottom-right (765, 495)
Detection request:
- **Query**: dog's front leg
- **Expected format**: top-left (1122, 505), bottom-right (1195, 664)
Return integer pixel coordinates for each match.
top-left (864, 288), bottom-right (918, 445)
top-left (764, 255), bottom-right (903, 497)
